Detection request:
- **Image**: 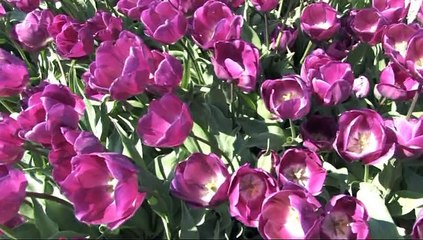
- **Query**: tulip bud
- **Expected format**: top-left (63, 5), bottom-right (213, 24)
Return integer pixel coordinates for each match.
top-left (60, 153), bottom-right (146, 230)
top-left (137, 93), bottom-right (193, 148)
top-left (0, 48), bottom-right (29, 97)
top-left (170, 153), bottom-right (230, 207)
top-left (212, 40), bottom-right (260, 92)
top-left (0, 114), bottom-right (25, 165)
top-left (300, 2), bottom-right (340, 41)
top-left (168, 0), bottom-right (209, 14)
top-left (12, 9), bottom-right (53, 52)
top-left (261, 75), bottom-right (311, 120)
top-left (7, 0), bottom-right (40, 13)
top-left (270, 24), bottom-right (298, 53)
top-left (228, 164), bottom-right (277, 227)
top-left (352, 75), bottom-right (370, 98)
top-left (300, 115), bottom-right (338, 152)
top-left (385, 117), bottom-right (423, 159)
top-left (250, 0), bottom-right (278, 12)
top-left (0, 166), bottom-right (27, 226)
top-left (301, 48), bottom-right (333, 86)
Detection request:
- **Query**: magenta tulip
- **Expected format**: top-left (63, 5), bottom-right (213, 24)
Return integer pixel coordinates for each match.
top-left (87, 11), bottom-right (123, 42)
top-left (137, 93), bottom-right (193, 148)
top-left (383, 23), bottom-right (419, 66)
top-left (211, 40), bottom-right (260, 92)
top-left (7, 0), bottom-right (40, 12)
top-left (270, 24), bottom-right (298, 52)
top-left (301, 48), bottom-right (333, 86)
top-left (60, 152), bottom-right (146, 230)
top-left (405, 31), bottom-right (423, 81)
top-left (0, 166), bottom-right (27, 226)
top-left (373, 0), bottom-right (409, 24)
top-left (0, 114), bottom-right (24, 165)
top-left (327, 35), bottom-right (357, 60)
top-left (168, 0), bottom-right (208, 14)
top-left (300, 2), bottom-right (340, 41)
top-left (12, 9), bottom-right (53, 52)
top-left (228, 164), bottom-right (277, 227)
top-left (333, 109), bottom-right (396, 165)
top-left (250, 0), bottom-right (278, 12)
top-left (117, 0), bottom-right (155, 20)
top-left (412, 209), bottom-right (423, 239)
top-left (300, 115), bottom-right (338, 152)
top-left (191, 1), bottom-right (243, 50)
top-left (258, 190), bottom-right (321, 239)
top-left (385, 117), bottom-right (423, 159)
top-left (351, 8), bottom-right (387, 45)
top-left (140, 1), bottom-right (187, 44)
top-left (170, 153), bottom-right (230, 207)
top-left (261, 75), bottom-right (311, 120)
top-left (0, 3), bottom-right (5, 17)
top-left (0, 48), bottom-right (29, 97)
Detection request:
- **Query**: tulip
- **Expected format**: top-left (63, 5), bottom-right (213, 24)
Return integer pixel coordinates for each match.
top-left (419, 4), bottom-right (423, 24)
top-left (301, 48), bottom-right (333, 86)
top-left (250, 0), bottom-right (278, 12)
top-left (225, 0), bottom-right (245, 8)
top-left (311, 61), bottom-right (354, 105)
top-left (228, 164), bottom-right (277, 227)
top-left (17, 84), bottom-right (85, 145)
top-left (275, 148), bottom-right (326, 195)
top-left (60, 152), bottom-right (146, 230)
top-left (333, 109), bottom-right (396, 165)
top-left (300, 2), bottom-right (340, 41)
top-left (309, 195), bottom-right (370, 239)
top-left (376, 63), bottom-right (420, 100)
top-left (300, 115), bottom-right (338, 152)
top-left (170, 153), bottom-right (230, 207)
top-left (137, 93), bottom-right (193, 148)
top-left (405, 31), bottom-right (423, 81)
top-left (385, 117), bottom-right (423, 159)
top-left (270, 24), bottom-right (298, 53)
top-left (7, 0), bottom-right (40, 13)
top-left (12, 9), bottom-right (53, 52)
top-left (212, 40), bottom-right (260, 92)
top-left (0, 114), bottom-right (24, 165)
top-left (351, 8), bottom-right (387, 45)
top-left (352, 76), bottom-right (370, 98)
top-left (0, 166), bottom-right (27, 226)
top-left (87, 11), bottom-right (123, 42)
top-left (0, 4), bottom-right (5, 17)
top-left (258, 190), bottom-right (321, 239)
top-left (191, 1), bottom-right (243, 49)
top-left (412, 209), bottom-right (423, 239)
top-left (0, 48), bottom-right (29, 97)
top-left (326, 34), bottom-right (357, 60)
top-left (382, 23), bottom-right (419, 66)
top-left (49, 128), bottom-right (104, 183)
top-left (140, 1), bottom-right (187, 44)
top-left (168, 0), bottom-right (208, 14)
top-left (261, 75), bottom-right (311, 120)
top-left (117, 0), bottom-right (155, 20)
top-left (373, 0), bottom-right (409, 24)
top-left (47, 14), bottom-right (74, 38)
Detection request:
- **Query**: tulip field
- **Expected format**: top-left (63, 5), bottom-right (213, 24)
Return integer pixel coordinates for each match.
top-left (1, 0), bottom-right (423, 239)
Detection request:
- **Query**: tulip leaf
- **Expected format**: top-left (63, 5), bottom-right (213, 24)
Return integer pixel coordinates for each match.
top-left (31, 198), bottom-right (59, 238)
top-left (179, 202), bottom-right (200, 239)
top-left (357, 182), bottom-right (402, 239)
top-left (256, 152), bottom-right (273, 173)
top-left (1, 223), bottom-right (40, 239)
top-left (45, 200), bottom-right (90, 234)
top-left (241, 24), bottom-right (261, 50)
top-left (47, 231), bottom-right (88, 239)
top-left (388, 191), bottom-right (423, 216)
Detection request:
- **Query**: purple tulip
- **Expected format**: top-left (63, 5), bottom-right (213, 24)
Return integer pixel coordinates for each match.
top-left (326, 34), bottom-right (357, 60)
top-left (333, 109), bottom-right (396, 165)
top-left (412, 209), bottom-right (423, 239)
top-left (225, 0), bottom-right (245, 8)
top-left (258, 190), bottom-right (321, 239)
top-left (170, 153), bottom-right (230, 207)
top-left (353, 76), bottom-right (370, 98)
top-left (117, 0), bottom-right (155, 20)
top-left (351, 8), bottom-right (387, 45)
top-left (49, 128), bottom-right (104, 183)
top-left (11, 9), bottom-right (53, 52)
top-left (383, 23), bottom-right (419, 66)
top-left (0, 166), bottom-right (27, 226)
top-left (385, 117), bottom-right (423, 159)
top-left (405, 31), bottom-right (423, 81)
top-left (250, 0), bottom-right (278, 12)
top-left (211, 40), bottom-right (260, 92)
top-left (0, 114), bottom-right (24, 165)
top-left (191, 1), bottom-right (243, 50)
top-left (17, 84), bottom-right (85, 145)
top-left (275, 148), bottom-right (326, 195)
top-left (7, 0), bottom-right (40, 13)
top-left (0, 4), bottom-right (5, 17)
top-left (419, 4), bottom-right (423, 24)
top-left (168, 0), bottom-right (208, 14)
top-left (261, 75), bottom-right (311, 120)
top-left (376, 62), bottom-right (420, 100)
top-left (300, 2), bottom-right (340, 41)
top-left (140, 1), bottom-right (187, 44)
top-left (309, 195), bottom-right (370, 239)
top-left (87, 11), bottom-right (123, 42)
top-left (300, 115), bottom-right (338, 152)
top-left (373, 0), bottom-right (409, 24)
top-left (0, 48), bottom-right (29, 97)
top-left (60, 152), bottom-right (146, 230)
top-left (301, 48), bottom-right (333, 86)
top-left (137, 93), bottom-right (193, 148)
top-left (311, 61), bottom-right (354, 105)
top-left (228, 164), bottom-right (277, 227)
top-left (47, 14), bottom-right (73, 38)
top-left (270, 24), bottom-right (298, 52)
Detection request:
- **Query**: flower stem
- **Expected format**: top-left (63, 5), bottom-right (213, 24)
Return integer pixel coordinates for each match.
top-left (180, 40), bottom-right (205, 85)
top-left (276, 0), bottom-right (284, 18)
top-left (289, 119), bottom-right (296, 140)
top-left (26, 191), bottom-right (73, 208)
top-left (406, 82), bottom-right (422, 120)
top-left (0, 99), bottom-right (14, 113)
top-left (300, 40), bottom-right (314, 64)
top-left (363, 165), bottom-right (369, 182)
top-left (264, 14), bottom-right (270, 49)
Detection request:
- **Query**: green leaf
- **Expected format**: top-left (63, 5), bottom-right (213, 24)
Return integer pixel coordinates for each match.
top-left (48, 231), bottom-right (88, 239)
top-left (179, 203), bottom-right (199, 239)
top-left (388, 191), bottom-right (423, 216)
top-left (241, 24), bottom-right (261, 49)
top-left (45, 201), bottom-right (90, 234)
top-left (256, 152), bottom-right (273, 173)
top-left (32, 198), bottom-right (59, 238)
top-left (2, 223), bottom-right (40, 239)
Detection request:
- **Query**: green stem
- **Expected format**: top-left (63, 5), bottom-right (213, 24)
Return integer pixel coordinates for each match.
top-left (0, 225), bottom-right (18, 240)
top-left (363, 165), bottom-right (369, 183)
top-left (180, 40), bottom-right (205, 85)
top-left (0, 99), bottom-right (14, 113)
top-left (26, 192), bottom-right (73, 208)
top-left (406, 82), bottom-right (422, 120)
top-left (276, 0), bottom-right (284, 18)
top-left (300, 40), bottom-right (313, 64)
top-left (289, 119), bottom-right (296, 140)
top-left (264, 14), bottom-right (270, 49)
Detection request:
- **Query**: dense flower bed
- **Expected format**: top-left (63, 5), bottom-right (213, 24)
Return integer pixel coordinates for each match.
top-left (0, 0), bottom-right (423, 239)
